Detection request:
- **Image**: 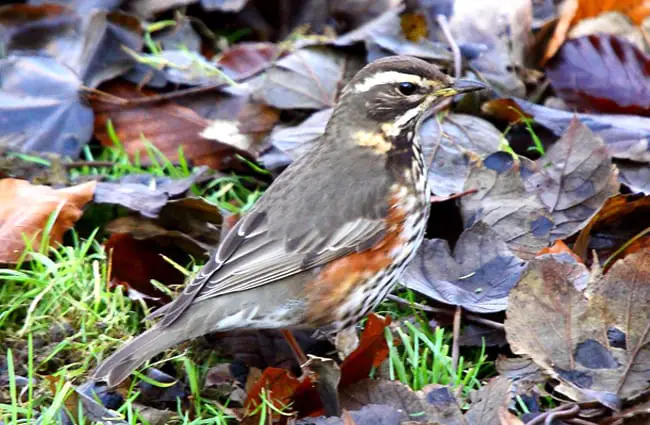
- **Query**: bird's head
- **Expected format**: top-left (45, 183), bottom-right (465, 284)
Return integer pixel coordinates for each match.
top-left (329, 56), bottom-right (485, 153)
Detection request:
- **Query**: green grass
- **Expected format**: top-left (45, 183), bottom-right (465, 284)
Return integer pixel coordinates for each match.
top-left (385, 321), bottom-right (488, 397)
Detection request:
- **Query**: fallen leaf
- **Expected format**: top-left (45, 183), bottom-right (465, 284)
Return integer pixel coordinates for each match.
top-left (524, 117), bottom-right (619, 239)
top-left (0, 179), bottom-right (95, 263)
top-left (104, 233), bottom-right (186, 301)
top-left (568, 12), bottom-right (650, 53)
top-left (573, 193), bottom-right (650, 261)
top-left (0, 4), bottom-right (142, 88)
top-left (340, 314), bottom-right (392, 386)
top-left (334, 6), bottom-right (451, 61)
top-left (544, 0), bottom-right (650, 63)
top-left (0, 55), bottom-right (94, 157)
top-left (218, 42), bottom-right (280, 80)
top-left (401, 222), bottom-right (526, 313)
top-left (505, 249), bottom-right (650, 404)
top-left (461, 152), bottom-right (553, 259)
top-left (91, 81), bottom-right (237, 169)
top-left (465, 376), bottom-right (512, 425)
top-left (421, 114), bottom-right (503, 197)
top-left (94, 170), bottom-right (208, 218)
top-left (618, 161), bottom-right (650, 193)
top-left (546, 35), bottom-right (650, 115)
top-left (482, 98), bottom-right (650, 164)
top-left (260, 108), bottom-right (333, 169)
top-left (340, 380), bottom-right (464, 424)
top-left (449, 0), bottom-right (529, 96)
top-left (255, 47), bottom-right (363, 110)
top-left (296, 405), bottom-right (404, 425)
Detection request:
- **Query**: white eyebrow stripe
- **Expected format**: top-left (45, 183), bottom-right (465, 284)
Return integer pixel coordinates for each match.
top-left (353, 71), bottom-right (424, 93)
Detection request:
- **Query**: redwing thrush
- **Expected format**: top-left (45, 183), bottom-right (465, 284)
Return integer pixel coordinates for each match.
top-left (94, 56), bottom-right (485, 387)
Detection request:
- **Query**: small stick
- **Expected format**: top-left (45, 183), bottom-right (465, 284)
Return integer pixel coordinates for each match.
top-left (387, 295), bottom-right (505, 330)
top-left (281, 329), bottom-right (309, 366)
top-left (436, 14), bottom-right (461, 79)
top-left (451, 305), bottom-right (462, 371)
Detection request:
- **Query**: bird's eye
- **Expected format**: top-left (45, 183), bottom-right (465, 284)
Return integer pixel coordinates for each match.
top-left (397, 82), bottom-right (417, 96)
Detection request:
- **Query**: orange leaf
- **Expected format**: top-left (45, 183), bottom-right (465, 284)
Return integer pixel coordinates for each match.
top-left (544, 0), bottom-right (650, 63)
top-left (0, 179), bottom-right (95, 263)
top-left (244, 367), bottom-right (301, 417)
top-left (339, 313), bottom-right (392, 386)
top-left (537, 240), bottom-right (583, 263)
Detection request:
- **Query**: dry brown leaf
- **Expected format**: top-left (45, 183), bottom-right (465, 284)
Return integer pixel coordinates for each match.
top-left (465, 377), bottom-right (512, 425)
top-left (505, 250), bottom-right (650, 404)
top-left (544, 0), bottom-right (650, 63)
top-left (0, 179), bottom-right (95, 263)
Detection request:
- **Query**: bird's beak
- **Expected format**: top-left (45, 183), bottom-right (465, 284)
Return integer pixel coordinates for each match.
top-left (433, 79), bottom-right (487, 97)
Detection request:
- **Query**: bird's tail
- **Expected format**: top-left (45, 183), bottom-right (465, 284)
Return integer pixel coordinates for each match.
top-left (92, 326), bottom-right (182, 388)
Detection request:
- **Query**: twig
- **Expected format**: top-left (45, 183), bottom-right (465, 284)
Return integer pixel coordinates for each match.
top-left (431, 188), bottom-right (477, 203)
top-left (566, 419), bottom-right (598, 425)
top-left (436, 14), bottom-right (461, 79)
top-left (83, 84), bottom-right (228, 108)
top-left (451, 305), bottom-right (462, 371)
top-left (387, 294), bottom-right (505, 330)
top-left (524, 404), bottom-right (579, 425)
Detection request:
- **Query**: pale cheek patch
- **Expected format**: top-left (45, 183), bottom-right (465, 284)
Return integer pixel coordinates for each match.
top-left (353, 130), bottom-right (393, 154)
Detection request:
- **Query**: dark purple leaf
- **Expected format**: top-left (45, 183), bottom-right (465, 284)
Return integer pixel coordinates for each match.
top-left (546, 35), bottom-right (650, 116)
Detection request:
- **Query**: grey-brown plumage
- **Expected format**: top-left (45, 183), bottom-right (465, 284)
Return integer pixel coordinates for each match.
top-left (93, 56), bottom-right (485, 387)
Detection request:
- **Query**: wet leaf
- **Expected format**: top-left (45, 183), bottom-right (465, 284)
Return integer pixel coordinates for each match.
top-left (421, 114), bottom-right (503, 197)
top-left (255, 47), bottom-right (362, 110)
top-left (0, 56), bottom-right (93, 157)
top-left (482, 98), bottom-right (650, 164)
top-left (546, 35), bottom-right (650, 115)
top-left (0, 179), bottom-right (95, 264)
top-left (465, 376), bottom-right (512, 425)
top-left (402, 222), bottom-right (525, 313)
top-left (505, 250), bottom-right (650, 403)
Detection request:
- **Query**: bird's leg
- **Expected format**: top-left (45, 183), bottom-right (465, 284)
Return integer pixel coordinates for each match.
top-left (281, 329), bottom-right (309, 367)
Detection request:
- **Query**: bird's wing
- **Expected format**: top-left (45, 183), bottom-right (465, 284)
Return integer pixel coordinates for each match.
top-left (149, 211), bottom-right (387, 327)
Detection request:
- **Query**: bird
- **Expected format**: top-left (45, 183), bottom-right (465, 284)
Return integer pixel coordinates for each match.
top-left (93, 55), bottom-right (485, 387)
